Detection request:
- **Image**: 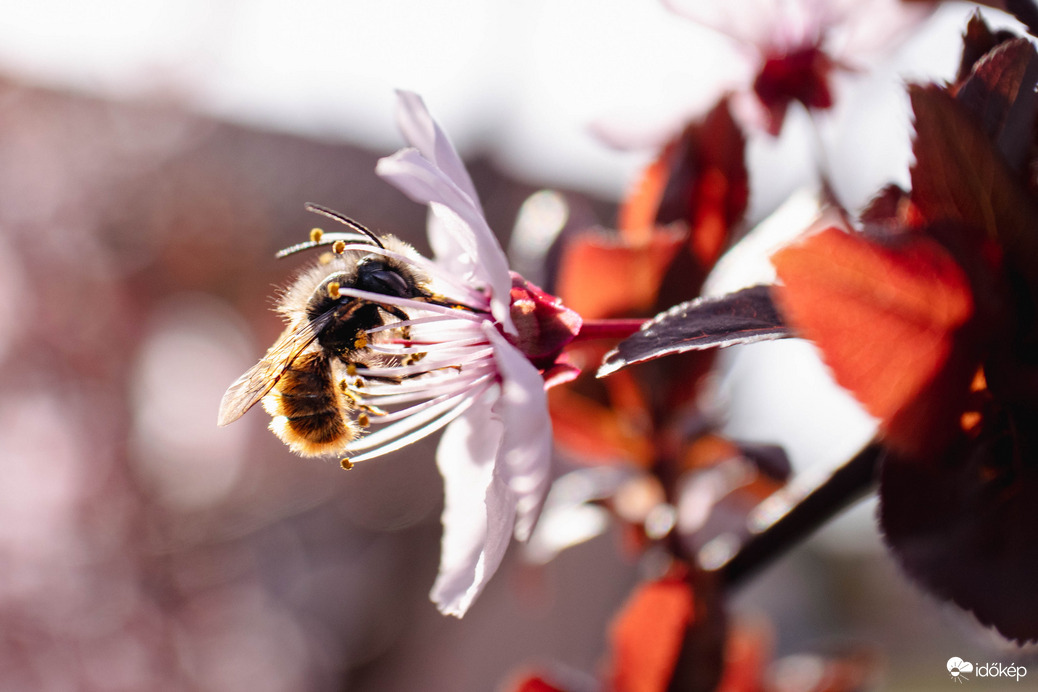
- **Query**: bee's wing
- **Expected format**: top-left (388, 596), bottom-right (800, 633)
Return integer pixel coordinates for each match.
top-left (217, 312), bottom-right (332, 426)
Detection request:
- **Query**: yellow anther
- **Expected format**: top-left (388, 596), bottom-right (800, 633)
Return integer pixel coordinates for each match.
top-left (340, 458), bottom-right (354, 470)
top-left (333, 240), bottom-right (347, 254)
top-left (358, 412), bottom-right (370, 427)
top-left (327, 281), bottom-right (341, 299)
top-left (354, 378), bottom-right (364, 388)
top-left (310, 228), bottom-right (324, 243)
top-left (353, 336), bottom-right (368, 349)
top-left (346, 363), bottom-right (357, 376)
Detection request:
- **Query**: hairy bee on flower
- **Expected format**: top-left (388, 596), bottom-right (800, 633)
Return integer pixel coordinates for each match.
top-left (217, 203), bottom-right (443, 458)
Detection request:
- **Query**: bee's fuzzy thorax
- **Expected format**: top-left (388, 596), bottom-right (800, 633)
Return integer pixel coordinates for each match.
top-left (274, 235), bottom-right (428, 323)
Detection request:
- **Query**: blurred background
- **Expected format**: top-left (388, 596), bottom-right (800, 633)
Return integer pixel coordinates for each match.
top-left (1, 1), bottom-right (1035, 690)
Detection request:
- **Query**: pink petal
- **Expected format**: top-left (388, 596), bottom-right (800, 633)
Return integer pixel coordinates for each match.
top-left (430, 389), bottom-right (516, 617)
top-left (394, 90), bottom-right (483, 214)
top-left (376, 148), bottom-right (515, 333)
top-left (429, 325), bottom-right (554, 617)
top-left (484, 323), bottom-right (553, 541)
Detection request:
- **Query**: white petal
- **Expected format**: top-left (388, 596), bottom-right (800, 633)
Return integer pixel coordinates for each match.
top-left (484, 323), bottom-right (552, 541)
top-left (428, 325), bottom-right (553, 616)
top-left (430, 388), bottom-right (518, 617)
top-left (428, 199), bottom-right (481, 286)
top-left (394, 90), bottom-right (482, 213)
top-left (376, 148), bottom-right (514, 333)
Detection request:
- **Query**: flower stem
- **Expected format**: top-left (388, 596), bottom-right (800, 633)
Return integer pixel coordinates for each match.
top-left (573, 318), bottom-right (645, 342)
top-left (708, 441), bottom-right (883, 587)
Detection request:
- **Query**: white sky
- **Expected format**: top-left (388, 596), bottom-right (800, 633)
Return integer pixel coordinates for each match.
top-left (0, 0), bottom-right (1002, 202)
top-left (0, 0), bottom-right (744, 196)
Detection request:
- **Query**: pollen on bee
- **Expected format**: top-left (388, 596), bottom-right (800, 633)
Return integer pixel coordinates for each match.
top-left (333, 240), bottom-right (347, 254)
top-left (310, 227), bottom-right (324, 243)
top-left (361, 403), bottom-right (387, 416)
top-left (340, 458), bottom-right (354, 470)
top-left (327, 281), bottom-right (341, 299)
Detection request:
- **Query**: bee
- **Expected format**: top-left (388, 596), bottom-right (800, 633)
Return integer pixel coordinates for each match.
top-left (217, 203), bottom-right (436, 457)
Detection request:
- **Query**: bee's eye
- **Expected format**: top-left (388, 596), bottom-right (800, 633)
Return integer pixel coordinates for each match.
top-left (357, 257), bottom-right (412, 297)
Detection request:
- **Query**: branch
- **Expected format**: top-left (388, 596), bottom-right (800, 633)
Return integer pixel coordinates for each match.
top-left (705, 442), bottom-right (884, 587)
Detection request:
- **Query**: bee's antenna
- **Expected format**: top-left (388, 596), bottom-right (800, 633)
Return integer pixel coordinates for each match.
top-left (304, 203), bottom-right (385, 250)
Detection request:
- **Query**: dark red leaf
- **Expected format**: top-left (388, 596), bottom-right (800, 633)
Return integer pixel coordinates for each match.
top-left (956, 38), bottom-right (1038, 169)
top-left (969, 0), bottom-right (1038, 38)
top-left (955, 11), bottom-right (1020, 85)
top-left (909, 84), bottom-right (1038, 297)
top-left (597, 286), bottom-right (789, 378)
top-left (859, 184), bottom-right (911, 236)
top-left (880, 399), bottom-right (1038, 642)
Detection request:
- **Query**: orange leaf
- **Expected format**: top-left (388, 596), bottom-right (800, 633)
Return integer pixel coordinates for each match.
top-left (620, 99), bottom-right (748, 271)
top-left (508, 675), bottom-right (568, 692)
top-left (548, 379), bottom-right (653, 467)
top-left (608, 575), bottom-right (696, 692)
top-left (716, 622), bottom-right (771, 692)
top-left (555, 227), bottom-right (685, 319)
top-left (773, 227), bottom-right (974, 453)
top-left (620, 146), bottom-right (671, 241)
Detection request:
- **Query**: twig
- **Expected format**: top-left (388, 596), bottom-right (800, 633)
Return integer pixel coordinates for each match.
top-left (707, 441), bottom-right (884, 587)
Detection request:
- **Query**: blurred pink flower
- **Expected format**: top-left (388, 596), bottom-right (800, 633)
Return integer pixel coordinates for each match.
top-left (370, 91), bottom-right (556, 616)
top-left (662, 0), bottom-right (934, 134)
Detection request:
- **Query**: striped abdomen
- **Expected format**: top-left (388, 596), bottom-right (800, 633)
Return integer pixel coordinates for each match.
top-left (262, 351), bottom-right (358, 456)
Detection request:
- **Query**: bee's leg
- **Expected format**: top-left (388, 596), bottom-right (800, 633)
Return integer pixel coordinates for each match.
top-left (380, 305), bottom-right (410, 322)
top-left (339, 362), bottom-right (461, 388)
